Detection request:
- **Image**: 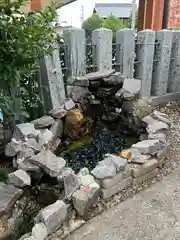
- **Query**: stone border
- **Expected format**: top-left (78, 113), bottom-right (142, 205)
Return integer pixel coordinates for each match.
top-left (12, 107), bottom-right (171, 240)
top-left (0, 72), bottom-right (172, 240)
top-left (149, 92), bottom-right (180, 106)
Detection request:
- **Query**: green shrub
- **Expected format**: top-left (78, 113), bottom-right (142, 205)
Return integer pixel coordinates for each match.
top-left (0, 0), bottom-right (57, 123)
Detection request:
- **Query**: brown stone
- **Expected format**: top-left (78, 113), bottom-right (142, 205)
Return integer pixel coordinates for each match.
top-left (119, 150), bottom-right (132, 161)
top-left (100, 177), bottom-right (132, 199)
top-left (130, 159), bottom-right (158, 178)
top-left (63, 109), bottom-right (92, 140)
top-left (132, 169), bottom-right (158, 186)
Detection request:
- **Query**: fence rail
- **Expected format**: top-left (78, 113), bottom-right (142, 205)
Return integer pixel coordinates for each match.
top-left (40, 28), bottom-right (180, 111)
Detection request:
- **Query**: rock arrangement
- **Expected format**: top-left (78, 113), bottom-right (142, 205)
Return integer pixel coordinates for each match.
top-left (0, 70), bottom-right (172, 240)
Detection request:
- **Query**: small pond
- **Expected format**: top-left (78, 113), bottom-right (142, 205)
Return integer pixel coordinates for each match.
top-left (59, 125), bottom-right (139, 173)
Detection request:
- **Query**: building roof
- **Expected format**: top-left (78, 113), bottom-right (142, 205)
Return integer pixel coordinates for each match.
top-left (94, 3), bottom-right (132, 19)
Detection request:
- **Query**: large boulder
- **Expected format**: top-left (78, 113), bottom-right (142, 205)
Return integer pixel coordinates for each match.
top-left (8, 170), bottom-right (31, 187)
top-left (28, 150), bottom-right (66, 177)
top-left (32, 223), bottom-right (48, 240)
top-left (13, 123), bottom-right (39, 140)
top-left (35, 200), bottom-right (68, 234)
top-left (32, 116), bottom-right (55, 129)
top-left (132, 140), bottom-right (164, 156)
top-left (116, 78), bottom-right (141, 100)
top-left (0, 183), bottom-right (23, 217)
top-left (63, 172), bottom-right (81, 199)
top-left (72, 183), bottom-right (100, 220)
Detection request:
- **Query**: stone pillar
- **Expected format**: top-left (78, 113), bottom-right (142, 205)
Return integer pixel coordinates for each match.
top-left (92, 28), bottom-right (112, 71)
top-left (64, 28), bottom-right (86, 82)
top-left (40, 48), bottom-right (66, 112)
top-left (168, 31), bottom-right (180, 93)
top-left (151, 30), bottom-right (173, 96)
top-left (116, 29), bottom-right (135, 78)
top-left (136, 30), bottom-right (156, 97)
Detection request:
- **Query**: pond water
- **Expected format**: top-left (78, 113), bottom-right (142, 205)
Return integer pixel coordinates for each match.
top-left (60, 126), bottom-right (139, 173)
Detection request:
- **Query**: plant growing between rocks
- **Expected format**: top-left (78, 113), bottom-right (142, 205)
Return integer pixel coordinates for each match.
top-left (0, 0), bottom-right (57, 123)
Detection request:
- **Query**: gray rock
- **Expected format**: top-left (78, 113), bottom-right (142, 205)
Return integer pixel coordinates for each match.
top-left (50, 119), bottom-right (63, 138)
top-left (148, 132), bottom-right (167, 142)
top-left (64, 98), bottom-right (75, 111)
top-left (0, 183), bottom-right (23, 217)
top-left (49, 137), bottom-right (61, 153)
top-left (85, 70), bottom-right (115, 80)
top-left (28, 150), bottom-right (66, 177)
top-left (18, 159), bottom-right (40, 172)
top-left (130, 148), bottom-right (151, 164)
top-left (78, 168), bottom-right (95, 187)
top-left (64, 173), bottom-right (81, 199)
top-left (101, 177), bottom-right (132, 199)
top-left (32, 116), bottom-right (55, 129)
top-left (32, 223), bottom-right (48, 240)
top-left (103, 72), bottom-right (125, 84)
top-left (17, 148), bottom-right (35, 162)
top-left (77, 167), bottom-right (89, 176)
top-left (14, 123), bottom-right (39, 140)
top-left (79, 174), bottom-right (95, 187)
top-left (72, 184), bottom-right (100, 220)
top-left (5, 139), bottom-right (39, 158)
top-left (13, 158), bottom-right (18, 168)
top-left (147, 121), bottom-right (169, 134)
top-left (26, 138), bottom-right (41, 152)
top-left (73, 76), bottom-right (89, 86)
top-left (116, 78), bottom-right (141, 100)
top-left (70, 86), bottom-right (88, 103)
top-left (37, 129), bottom-right (53, 147)
top-left (151, 110), bottom-right (171, 126)
top-left (104, 154), bottom-right (127, 172)
top-left (91, 159), bottom-right (117, 180)
top-left (97, 166), bottom-right (132, 189)
top-left (35, 200), bottom-right (68, 234)
top-left (142, 115), bottom-right (157, 125)
top-left (132, 140), bottom-right (164, 156)
top-left (49, 107), bottom-right (67, 119)
top-left (8, 170), bottom-right (31, 187)
top-left (5, 139), bottom-right (22, 157)
top-left (57, 167), bottom-right (75, 182)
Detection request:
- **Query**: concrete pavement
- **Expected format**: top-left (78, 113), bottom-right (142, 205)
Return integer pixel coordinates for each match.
top-left (65, 170), bottom-right (180, 240)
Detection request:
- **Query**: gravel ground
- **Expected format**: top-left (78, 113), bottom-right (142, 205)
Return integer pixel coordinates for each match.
top-left (51, 102), bottom-right (180, 240)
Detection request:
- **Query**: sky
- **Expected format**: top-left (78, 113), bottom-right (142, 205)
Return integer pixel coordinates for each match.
top-left (57, 0), bottom-right (139, 28)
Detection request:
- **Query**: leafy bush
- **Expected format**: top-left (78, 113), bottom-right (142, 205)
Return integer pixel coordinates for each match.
top-left (82, 13), bottom-right (103, 36)
top-left (0, 0), bottom-right (57, 123)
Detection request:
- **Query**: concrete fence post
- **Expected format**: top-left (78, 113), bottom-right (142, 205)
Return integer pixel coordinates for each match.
top-left (92, 28), bottom-right (112, 71)
top-left (64, 28), bottom-right (86, 82)
top-left (116, 29), bottom-right (135, 78)
top-left (136, 30), bottom-right (156, 97)
top-left (168, 30), bottom-right (180, 93)
top-left (151, 30), bottom-right (173, 96)
top-left (40, 47), bottom-right (66, 112)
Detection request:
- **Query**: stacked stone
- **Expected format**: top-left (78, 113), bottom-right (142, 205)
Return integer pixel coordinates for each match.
top-left (91, 154), bottom-right (132, 199)
top-left (127, 110), bottom-right (171, 185)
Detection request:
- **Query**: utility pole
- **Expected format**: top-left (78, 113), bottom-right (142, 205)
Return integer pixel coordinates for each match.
top-left (131, 0), bottom-right (136, 30)
top-left (80, 4), bottom-right (84, 26)
top-left (162, 0), bottom-right (170, 29)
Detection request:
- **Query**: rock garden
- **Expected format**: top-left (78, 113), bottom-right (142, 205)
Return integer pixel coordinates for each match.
top-left (0, 70), bottom-right (172, 240)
